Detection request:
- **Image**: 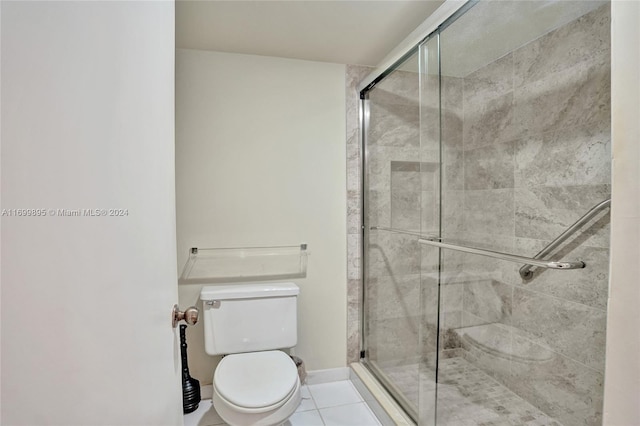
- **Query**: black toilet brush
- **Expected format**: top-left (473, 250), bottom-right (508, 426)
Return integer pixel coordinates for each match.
top-left (180, 324), bottom-right (201, 414)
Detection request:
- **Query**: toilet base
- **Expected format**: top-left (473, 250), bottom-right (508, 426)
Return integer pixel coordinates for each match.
top-left (213, 378), bottom-right (301, 426)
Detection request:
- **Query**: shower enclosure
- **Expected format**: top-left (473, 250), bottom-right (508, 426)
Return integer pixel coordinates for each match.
top-left (360, 1), bottom-right (611, 425)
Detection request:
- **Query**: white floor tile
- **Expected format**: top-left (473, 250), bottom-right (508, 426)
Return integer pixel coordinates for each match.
top-left (308, 380), bottom-right (363, 409)
top-left (320, 402), bottom-right (381, 426)
top-left (296, 385), bottom-right (318, 412)
top-left (183, 399), bottom-right (226, 426)
top-left (284, 410), bottom-right (325, 426)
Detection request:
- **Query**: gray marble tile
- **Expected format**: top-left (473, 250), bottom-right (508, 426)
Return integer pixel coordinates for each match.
top-left (368, 232), bottom-right (421, 278)
top-left (347, 278), bottom-right (362, 363)
top-left (440, 247), bottom-right (465, 275)
top-left (463, 279), bottom-right (513, 325)
top-left (464, 52), bottom-right (514, 106)
top-left (421, 273), bottom-right (440, 327)
top-left (513, 4), bottom-right (610, 88)
top-left (421, 191), bottom-right (438, 234)
top-left (463, 91), bottom-right (520, 149)
top-left (514, 123), bottom-right (611, 188)
top-left (367, 144), bottom-right (420, 192)
top-left (390, 163), bottom-right (421, 188)
top-left (368, 274), bottom-right (420, 322)
top-left (366, 189), bottom-right (390, 228)
top-left (504, 350), bottom-right (603, 426)
top-left (421, 162), bottom-right (439, 192)
top-left (510, 237), bottom-right (610, 310)
top-left (347, 233), bottom-right (361, 280)
top-left (367, 315), bottom-right (420, 365)
top-left (347, 330), bottom-right (360, 364)
top-left (442, 190), bottom-right (465, 235)
top-left (347, 189), bottom-right (361, 235)
top-left (461, 310), bottom-right (491, 329)
top-left (420, 94), bottom-right (440, 151)
top-left (464, 141), bottom-right (515, 190)
top-left (442, 75), bottom-right (464, 114)
top-left (346, 65), bottom-right (370, 134)
top-left (464, 189), bottom-right (515, 237)
top-left (372, 67), bottom-right (420, 106)
top-left (456, 233), bottom-right (516, 287)
top-left (514, 185), bottom-right (611, 247)
top-left (368, 101), bottom-right (420, 147)
top-left (435, 76), bottom-right (464, 152)
top-left (421, 73), bottom-right (440, 110)
top-left (513, 58), bottom-right (610, 137)
top-left (347, 278), bottom-right (361, 306)
top-left (421, 244), bottom-right (442, 276)
top-left (346, 65), bottom-right (372, 95)
top-left (511, 286), bottom-right (607, 372)
top-left (441, 108), bottom-right (463, 150)
top-left (458, 323), bottom-right (514, 384)
top-left (346, 152), bottom-right (360, 191)
top-left (443, 148), bottom-right (464, 190)
top-left (439, 283), bottom-right (464, 350)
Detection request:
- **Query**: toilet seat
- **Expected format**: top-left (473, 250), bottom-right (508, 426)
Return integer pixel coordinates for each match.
top-left (214, 350), bottom-right (299, 412)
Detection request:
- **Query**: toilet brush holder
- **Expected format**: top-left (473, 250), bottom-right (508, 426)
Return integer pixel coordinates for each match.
top-left (180, 324), bottom-right (201, 414)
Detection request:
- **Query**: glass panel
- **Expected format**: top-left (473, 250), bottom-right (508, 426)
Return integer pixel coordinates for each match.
top-left (363, 50), bottom-right (423, 420)
top-left (437, 2), bottom-right (610, 426)
top-left (418, 34), bottom-right (440, 426)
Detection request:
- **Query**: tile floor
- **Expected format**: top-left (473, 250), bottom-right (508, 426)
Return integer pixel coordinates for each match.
top-left (183, 380), bottom-right (382, 426)
top-left (382, 357), bottom-right (561, 426)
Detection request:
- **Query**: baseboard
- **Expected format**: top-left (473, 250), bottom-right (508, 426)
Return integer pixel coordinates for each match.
top-left (200, 384), bottom-right (213, 400)
top-left (198, 366), bottom-right (350, 400)
top-left (305, 366), bottom-right (351, 385)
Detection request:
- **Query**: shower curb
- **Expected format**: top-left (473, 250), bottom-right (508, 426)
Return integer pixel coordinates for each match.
top-left (349, 362), bottom-right (415, 426)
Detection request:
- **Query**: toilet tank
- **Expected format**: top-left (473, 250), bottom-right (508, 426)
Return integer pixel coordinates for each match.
top-left (200, 282), bottom-right (299, 356)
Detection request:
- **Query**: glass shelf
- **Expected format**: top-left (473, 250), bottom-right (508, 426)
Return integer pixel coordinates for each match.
top-left (179, 244), bottom-right (308, 284)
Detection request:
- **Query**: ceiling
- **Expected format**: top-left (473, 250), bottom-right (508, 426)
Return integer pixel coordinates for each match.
top-left (176, 1), bottom-right (444, 67)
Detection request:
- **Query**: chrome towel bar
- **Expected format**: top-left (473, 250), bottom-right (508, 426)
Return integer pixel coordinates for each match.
top-left (369, 226), bottom-right (587, 271)
top-left (371, 197), bottom-right (611, 274)
top-left (417, 238), bottom-right (586, 270)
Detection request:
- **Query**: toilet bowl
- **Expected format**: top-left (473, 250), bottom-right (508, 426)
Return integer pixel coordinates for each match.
top-left (200, 283), bottom-right (301, 426)
top-left (213, 351), bottom-right (301, 426)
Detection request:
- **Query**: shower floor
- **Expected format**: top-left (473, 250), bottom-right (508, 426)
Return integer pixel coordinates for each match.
top-left (382, 357), bottom-right (562, 426)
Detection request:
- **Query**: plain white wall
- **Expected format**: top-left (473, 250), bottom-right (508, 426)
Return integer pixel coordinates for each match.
top-left (1, 2), bottom-right (182, 425)
top-left (176, 49), bottom-right (347, 384)
top-left (603, 1), bottom-right (640, 424)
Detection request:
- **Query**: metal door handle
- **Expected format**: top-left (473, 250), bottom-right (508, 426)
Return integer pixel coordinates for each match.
top-left (172, 304), bottom-right (199, 328)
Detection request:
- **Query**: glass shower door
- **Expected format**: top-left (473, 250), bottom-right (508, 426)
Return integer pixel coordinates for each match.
top-left (362, 2), bottom-right (610, 425)
top-left (363, 47), bottom-right (439, 423)
top-left (434, 2), bottom-right (611, 426)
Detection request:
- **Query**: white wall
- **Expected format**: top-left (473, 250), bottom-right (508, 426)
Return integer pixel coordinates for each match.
top-left (603, 1), bottom-right (640, 424)
top-left (1, 2), bottom-right (181, 425)
top-left (176, 49), bottom-right (347, 383)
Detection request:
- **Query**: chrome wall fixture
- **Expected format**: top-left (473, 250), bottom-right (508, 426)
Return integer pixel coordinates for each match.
top-left (370, 198), bottom-right (611, 277)
top-left (518, 198), bottom-right (611, 279)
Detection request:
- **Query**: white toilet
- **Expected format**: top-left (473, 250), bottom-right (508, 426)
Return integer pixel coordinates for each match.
top-left (200, 282), bottom-right (301, 426)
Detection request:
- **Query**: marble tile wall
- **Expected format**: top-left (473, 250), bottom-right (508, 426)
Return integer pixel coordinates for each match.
top-left (439, 5), bottom-right (611, 426)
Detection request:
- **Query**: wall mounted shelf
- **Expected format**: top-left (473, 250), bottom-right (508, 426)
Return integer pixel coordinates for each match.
top-left (179, 244), bottom-right (308, 284)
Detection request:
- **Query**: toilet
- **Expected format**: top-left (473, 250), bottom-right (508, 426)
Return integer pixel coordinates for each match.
top-left (200, 282), bottom-right (301, 426)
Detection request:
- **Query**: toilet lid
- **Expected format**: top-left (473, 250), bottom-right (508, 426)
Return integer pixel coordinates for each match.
top-left (214, 351), bottom-right (299, 409)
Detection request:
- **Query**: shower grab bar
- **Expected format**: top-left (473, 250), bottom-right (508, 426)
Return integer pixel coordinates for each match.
top-left (417, 238), bottom-right (586, 270)
top-left (518, 198), bottom-right (611, 279)
top-left (369, 226), bottom-right (585, 271)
